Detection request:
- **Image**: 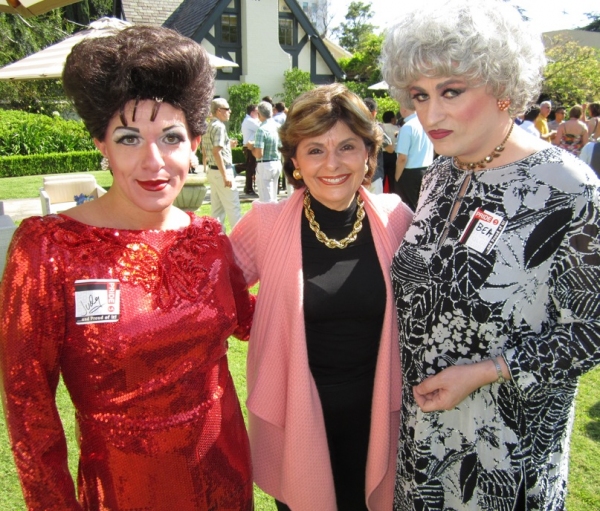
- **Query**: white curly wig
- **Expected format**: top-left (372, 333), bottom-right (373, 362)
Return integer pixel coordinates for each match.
top-left (381, 0), bottom-right (546, 116)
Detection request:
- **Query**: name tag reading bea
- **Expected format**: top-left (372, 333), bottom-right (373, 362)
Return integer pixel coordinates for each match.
top-left (75, 279), bottom-right (121, 324)
top-left (460, 208), bottom-right (507, 255)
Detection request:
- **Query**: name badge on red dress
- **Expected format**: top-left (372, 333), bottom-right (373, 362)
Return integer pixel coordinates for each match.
top-left (75, 279), bottom-right (121, 324)
top-left (460, 208), bottom-right (507, 255)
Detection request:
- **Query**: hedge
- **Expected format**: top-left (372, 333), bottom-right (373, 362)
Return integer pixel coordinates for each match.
top-left (0, 109), bottom-right (95, 157)
top-left (0, 148), bottom-right (245, 178)
top-left (0, 151), bottom-right (102, 178)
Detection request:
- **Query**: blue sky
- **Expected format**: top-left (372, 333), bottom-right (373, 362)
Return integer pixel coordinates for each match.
top-left (328, 0), bottom-right (599, 36)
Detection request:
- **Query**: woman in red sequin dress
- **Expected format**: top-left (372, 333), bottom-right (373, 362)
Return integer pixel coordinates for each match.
top-left (0, 27), bottom-right (254, 511)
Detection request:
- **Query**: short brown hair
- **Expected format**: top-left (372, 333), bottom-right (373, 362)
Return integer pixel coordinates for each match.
top-left (569, 105), bottom-right (583, 119)
top-left (279, 83), bottom-right (382, 189)
top-left (63, 26), bottom-right (214, 140)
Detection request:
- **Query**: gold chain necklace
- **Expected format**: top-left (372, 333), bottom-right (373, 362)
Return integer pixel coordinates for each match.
top-left (453, 121), bottom-right (514, 171)
top-left (303, 189), bottom-right (365, 249)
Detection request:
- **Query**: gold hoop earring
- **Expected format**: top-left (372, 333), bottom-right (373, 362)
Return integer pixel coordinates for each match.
top-left (293, 169), bottom-right (302, 180)
top-left (497, 99), bottom-right (511, 112)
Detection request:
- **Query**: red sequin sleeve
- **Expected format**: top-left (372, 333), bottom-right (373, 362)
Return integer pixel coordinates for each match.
top-left (218, 230), bottom-right (255, 341)
top-left (0, 219), bottom-right (83, 510)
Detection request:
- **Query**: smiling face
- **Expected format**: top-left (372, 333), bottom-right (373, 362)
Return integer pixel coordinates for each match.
top-left (408, 76), bottom-right (508, 163)
top-left (291, 121), bottom-right (368, 211)
top-left (94, 100), bottom-right (199, 217)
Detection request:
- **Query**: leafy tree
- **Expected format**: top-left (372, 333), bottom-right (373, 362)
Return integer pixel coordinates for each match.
top-left (542, 37), bottom-right (600, 106)
top-left (372, 96), bottom-right (399, 122)
top-left (0, 12), bottom-right (74, 113)
top-left (227, 83), bottom-right (261, 133)
top-left (333, 1), bottom-right (376, 53)
top-left (63, 0), bottom-right (113, 26)
top-left (0, 10), bottom-right (72, 67)
top-left (278, 68), bottom-right (315, 108)
top-left (343, 80), bottom-right (370, 100)
top-left (339, 32), bottom-right (383, 84)
top-left (0, 1), bottom-right (112, 114)
top-left (581, 12), bottom-right (600, 31)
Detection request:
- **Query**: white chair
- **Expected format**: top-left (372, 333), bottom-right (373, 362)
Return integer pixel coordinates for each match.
top-left (0, 201), bottom-right (18, 279)
top-left (40, 174), bottom-right (107, 215)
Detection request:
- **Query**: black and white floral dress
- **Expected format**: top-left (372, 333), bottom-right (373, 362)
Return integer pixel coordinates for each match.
top-left (392, 147), bottom-right (600, 511)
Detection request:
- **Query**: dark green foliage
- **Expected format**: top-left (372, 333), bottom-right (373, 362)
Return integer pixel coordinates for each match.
top-left (232, 147), bottom-right (244, 164)
top-left (227, 83), bottom-right (261, 133)
top-left (0, 12), bottom-right (74, 113)
top-left (581, 12), bottom-right (600, 31)
top-left (0, 109), bottom-right (95, 157)
top-left (343, 80), bottom-right (370, 99)
top-left (0, 150), bottom-right (102, 177)
top-left (0, 0), bottom-right (113, 114)
top-left (339, 32), bottom-right (383, 85)
top-left (279, 68), bottom-right (315, 108)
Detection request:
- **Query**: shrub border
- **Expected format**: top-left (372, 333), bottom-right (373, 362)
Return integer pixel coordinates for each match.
top-left (0, 148), bottom-right (245, 178)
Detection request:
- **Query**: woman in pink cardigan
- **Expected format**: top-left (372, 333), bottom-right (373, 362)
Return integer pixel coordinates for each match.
top-left (230, 84), bottom-right (413, 511)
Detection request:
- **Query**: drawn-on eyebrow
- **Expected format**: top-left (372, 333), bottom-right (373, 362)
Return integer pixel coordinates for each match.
top-left (409, 78), bottom-right (467, 93)
top-left (111, 124), bottom-right (186, 135)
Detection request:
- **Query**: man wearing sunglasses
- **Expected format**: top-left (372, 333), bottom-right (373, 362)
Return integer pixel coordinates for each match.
top-left (203, 98), bottom-right (242, 229)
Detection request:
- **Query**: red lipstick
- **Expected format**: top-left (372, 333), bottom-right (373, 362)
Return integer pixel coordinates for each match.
top-left (429, 130), bottom-right (452, 140)
top-left (137, 180), bottom-right (168, 192)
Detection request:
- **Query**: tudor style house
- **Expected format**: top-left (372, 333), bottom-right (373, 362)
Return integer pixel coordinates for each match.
top-left (115, 0), bottom-right (345, 99)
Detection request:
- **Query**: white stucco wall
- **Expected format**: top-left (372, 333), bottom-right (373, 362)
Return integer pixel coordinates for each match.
top-left (241, 0), bottom-right (292, 99)
top-left (204, 0), bottom-right (335, 99)
top-left (295, 21), bottom-right (335, 78)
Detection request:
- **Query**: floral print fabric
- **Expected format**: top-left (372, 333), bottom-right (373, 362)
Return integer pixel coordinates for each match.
top-left (391, 147), bottom-right (600, 510)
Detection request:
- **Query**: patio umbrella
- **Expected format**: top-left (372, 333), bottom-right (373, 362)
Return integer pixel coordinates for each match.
top-left (368, 81), bottom-right (389, 90)
top-left (0, 0), bottom-right (80, 17)
top-left (0, 17), bottom-right (238, 81)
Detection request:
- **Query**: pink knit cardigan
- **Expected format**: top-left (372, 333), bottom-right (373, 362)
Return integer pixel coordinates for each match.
top-left (229, 188), bottom-right (413, 511)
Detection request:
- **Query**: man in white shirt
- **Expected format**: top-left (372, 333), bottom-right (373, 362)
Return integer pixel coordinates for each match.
top-left (238, 104), bottom-right (260, 195)
top-left (273, 102), bottom-right (287, 126)
top-left (519, 106), bottom-right (542, 138)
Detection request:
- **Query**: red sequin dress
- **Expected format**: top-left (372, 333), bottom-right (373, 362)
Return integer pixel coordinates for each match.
top-left (0, 213), bottom-right (254, 511)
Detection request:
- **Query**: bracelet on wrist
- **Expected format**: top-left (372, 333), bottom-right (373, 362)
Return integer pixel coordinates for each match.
top-left (491, 357), bottom-right (506, 384)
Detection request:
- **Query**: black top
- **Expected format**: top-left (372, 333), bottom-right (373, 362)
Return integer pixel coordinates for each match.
top-left (301, 192), bottom-right (386, 511)
top-left (301, 194), bottom-right (386, 385)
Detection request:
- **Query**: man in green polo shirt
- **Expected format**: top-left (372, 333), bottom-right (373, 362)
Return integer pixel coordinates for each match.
top-left (247, 101), bottom-right (282, 203)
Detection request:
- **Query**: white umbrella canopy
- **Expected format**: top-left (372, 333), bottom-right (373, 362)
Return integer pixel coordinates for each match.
top-left (0, 17), bottom-right (238, 81)
top-left (0, 0), bottom-right (80, 18)
top-left (368, 80), bottom-right (389, 90)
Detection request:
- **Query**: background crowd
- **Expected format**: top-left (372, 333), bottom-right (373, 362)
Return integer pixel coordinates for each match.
top-left (1, 1), bottom-right (599, 510)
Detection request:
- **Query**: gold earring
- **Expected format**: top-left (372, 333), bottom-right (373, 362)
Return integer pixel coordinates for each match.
top-left (497, 99), bottom-right (511, 112)
top-left (293, 169), bottom-right (302, 180)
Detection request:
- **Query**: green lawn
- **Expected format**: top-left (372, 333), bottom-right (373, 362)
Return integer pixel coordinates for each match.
top-left (0, 176), bottom-right (599, 509)
top-left (2, 347), bottom-right (599, 510)
top-left (0, 171), bottom-right (114, 200)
